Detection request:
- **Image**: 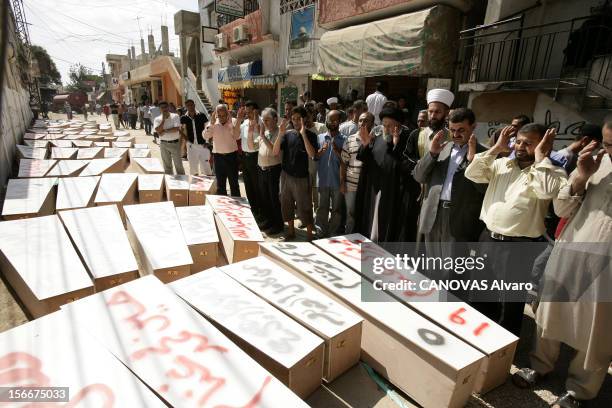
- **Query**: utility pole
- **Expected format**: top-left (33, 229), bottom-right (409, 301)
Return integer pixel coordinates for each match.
top-left (11, 0), bottom-right (41, 108)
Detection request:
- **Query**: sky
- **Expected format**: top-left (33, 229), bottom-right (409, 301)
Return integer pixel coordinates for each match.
top-left (23, 0), bottom-right (200, 85)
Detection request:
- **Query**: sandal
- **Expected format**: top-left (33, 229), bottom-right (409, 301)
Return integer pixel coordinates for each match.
top-left (512, 368), bottom-right (542, 389)
top-left (551, 391), bottom-right (584, 408)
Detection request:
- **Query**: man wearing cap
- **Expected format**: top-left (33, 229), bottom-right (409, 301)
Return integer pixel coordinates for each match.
top-left (355, 106), bottom-right (420, 242)
top-left (327, 97), bottom-right (346, 123)
top-left (409, 89), bottom-right (454, 160)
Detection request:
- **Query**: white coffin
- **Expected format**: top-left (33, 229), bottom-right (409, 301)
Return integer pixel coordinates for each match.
top-left (0, 215), bottom-right (93, 317)
top-left (222, 256), bottom-right (363, 382)
top-left (134, 157), bottom-right (164, 173)
top-left (94, 141), bottom-right (110, 147)
top-left (46, 159), bottom-right (90, 177)
top-left (170, 269), bottom-right (325, 398)
top-left (79, 157), bottom-right (124, 176)
top-left (129, 148), bottom-right (151, 159)
top-left (114, 141), bottom-right (133, 148)
top-left (165, 175), bottom-right (190, 207)
top-left (56, 176), bottom-right (100, 211)
top-left (50, 147), bottom-right (78, 160)
top-left (24, 139), bottom-right (49, 148)
top-left (17, 159), bottom-right (57, 178)
top-left (50, 140), bottom-right (73, 148)
top-left (176, 205), bottom-right (219, 272)
top-left (62, 276), bottom-right (308, 408)
top-left (16, 145), bottom-right (47, 159)
top-left (94, 173), bottom-right (138, 224)
top-left (207, 195), bottom-right (263, 263)
top-left (133, 143), bottom-right (149, 149)
top-left (60, 205), bottom-right (139, 291)
top-left (24, 132), bottom-right (46, 140)
top-left (0, 310), bottom-right (167, 407)
top-left (103, 148), bottom-right (129, 168)
top-left (72, 140), bottom-right (93, 147)
top-left (138, 174), bottom-right (165, 203)
top-left (76, 147), bottom-right (104, 159)
top-left (123, 202), bottom-right (193, 282)
top-left (313, 234), bottom-right (519, 393)
top-left (189, 175), bottom-right (216, 205)
top-left (2, 177), bottom-right (57, 220)
top-left (260, 242), bottom-right (485, 408)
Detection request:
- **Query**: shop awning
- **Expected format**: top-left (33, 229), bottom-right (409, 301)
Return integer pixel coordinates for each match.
top-left (218, 73), bottom-right (287, 90)
top-left (316, 5), bottom-right (459, 77)
top-left (218, 60), bottom-right (263, 84)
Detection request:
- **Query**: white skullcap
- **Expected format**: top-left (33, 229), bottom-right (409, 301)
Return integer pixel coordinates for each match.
top-left (427, 89), bottom-right (454, 108)
top-left (326, 97), bottom-right (339, 105)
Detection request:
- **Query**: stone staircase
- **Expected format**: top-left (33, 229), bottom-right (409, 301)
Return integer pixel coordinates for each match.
top-left (197, 90), bottom-right (213, 113)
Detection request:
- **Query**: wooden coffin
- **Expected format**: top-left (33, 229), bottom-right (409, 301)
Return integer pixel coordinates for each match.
top-left (222, 256), bottom-right (363, 382)
top-left (0, 215), bottom-right (94, 318)
top-left (94, 173), bottom-right (138, 225)
top-left (189, 175), bottom-right (216, 205)
top-left (56, 176), bottom-right (100, 211)
top-left (0, 310), bottom-right (167, 407)
top-left (50, 140), bottom-right (73, 148)
top-left (260, 242), bottom-right (486, 408)
top-left (79, 157), bottom-right (124, 176)
top-left (50, 147), bottom-right (78, 160)
top-left (207, 195), bottom-right (263, 263)
top-left (94, 141), bottom-right (110, 146)
top-left (76, 146), bottom-right (104, 159)
top-left (123, 202), bottom-right (193, 283)
top-left (103, 147), bottom-right (129, 168)
top-left (23, 132), bottom-right (46, 140)
top-left (114, 141), bottom-right (133, 149)
top-left (2, 177), bottom-right (57, 220)
top-left (46, 159), bottom-right (90, 177)
top-left (17, 159), bottom-right (57, 178)
top-left (313, 234), bottom-right (519, 393)
top-left (85, 135), bottom-right (105, 142)
top-left (170, 269), bottom-right (325, 398)
top-left (137, 174), bottom-right (164, 203)
top-left (62, 133), bottom-right (86, 141)
top-left (128, 148), bottom-right (151, 159)
top-left (24, 139), bottom-right (49, 148)
top-left (72, 140), bottom-right (93, 147)
top-left (115, 135), bottom-right (133, 142)
top-left (134, 157), bottom-right (164, 174)
top-left (60, 205), bottom-right (139, 291)
top-left (61, 276), bottom-right (309, 408)
top-left (16, 145), bottom-right (47, 159)
top-left (164, 175), bottom-right (190, 207)
top-left (175, 205), bottom-right (219, 273)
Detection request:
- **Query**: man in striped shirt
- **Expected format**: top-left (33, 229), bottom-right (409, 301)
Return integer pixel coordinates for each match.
top-left (341, 112), bottom-right (375, 233)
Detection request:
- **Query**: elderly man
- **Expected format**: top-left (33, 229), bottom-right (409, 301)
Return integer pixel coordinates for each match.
top-left (513, 122), bottom-right (611, 408)
top-left (235, 101), bottom-right (263, 220)
top-left (355, 106), bottom-right (420, 242)
top-left (273, 106), bottom-right (318, 240)
top-left (414, 108), bottom-right (487, 248)
top-left (204, 104), bottom-right (241, 196)
top-left (416, 109), bottom-right (429, 129)
top-left (248, 108), bottom-right (283, 235)
top-left (465, 123), bottom-right (568, 336)
top-left (154, 101), bottom-right (185, 175)
top-left (341, 112), bottom-right (374, 233)
top-left (315, 110), bottom-right (345, 238)
top-left (339, 100), bottom-right (367, 137)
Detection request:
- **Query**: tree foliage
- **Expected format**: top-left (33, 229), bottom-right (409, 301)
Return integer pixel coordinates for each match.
top-left (65, 63), bottom-right (105, 93)
top-left (31, 45), bottom-right (61, 86)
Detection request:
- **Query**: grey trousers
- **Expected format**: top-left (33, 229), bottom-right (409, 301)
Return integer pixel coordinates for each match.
top-left (315, 187), bottom-right (343, 238)
top-left (531, 326), bottom-right (608, 400)
top-left (160, 140), bottom-right (185, 175)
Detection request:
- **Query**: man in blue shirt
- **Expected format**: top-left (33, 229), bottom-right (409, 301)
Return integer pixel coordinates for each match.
top-left (315, 110), bottom-right (345, 237)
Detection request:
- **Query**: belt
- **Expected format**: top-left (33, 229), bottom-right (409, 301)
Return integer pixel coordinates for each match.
top-left (489, 230), bottom-right (540, 242)
top-left (214, 151), bottom-right (237, 156)
top-left (259, 164), bottom-right (281, 171)
top-left (161, 139), bottom-right (179, 143)
top-left (439, 200), bottom-right (452, 209)
top-left (244, 151), bottom-right (258, 156)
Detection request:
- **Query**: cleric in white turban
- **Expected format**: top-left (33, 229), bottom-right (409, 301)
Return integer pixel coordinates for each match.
top-left (426, 88), bottom-right (454, 108)
top-left (326, 97), bottom-right (339, 109)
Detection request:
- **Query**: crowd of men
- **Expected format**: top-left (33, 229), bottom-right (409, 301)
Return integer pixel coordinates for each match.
top-left (102, 84), bottom-right (610, 407)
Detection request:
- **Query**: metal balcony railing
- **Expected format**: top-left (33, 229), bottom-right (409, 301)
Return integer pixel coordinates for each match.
top-left (216, 0), bottom-right (260, 27)
top-left (459, 14), bottom-right (612, 86)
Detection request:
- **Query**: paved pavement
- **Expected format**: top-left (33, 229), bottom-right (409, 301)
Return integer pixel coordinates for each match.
top-left (0, 113), bottom-right (609, 408)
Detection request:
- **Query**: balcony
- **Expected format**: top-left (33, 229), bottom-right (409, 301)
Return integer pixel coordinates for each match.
top-left (216, 0), bottom-right (259, 27)
top-left (458, 14), bottom-right (612, 108)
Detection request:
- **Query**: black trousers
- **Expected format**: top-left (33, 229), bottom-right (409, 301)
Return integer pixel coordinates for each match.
top-left (258, 164), bottom-right (283, 229)
top-left (143, 118), bottom-right (152, 135)
top-left (214, 152), bottom-right (240, 197)
top-left (471, 229), bottom-right (541, 337)
top-left (241, 152), bottom-right (261, 216)
top-left (129, 114), bottom-right (138, 129)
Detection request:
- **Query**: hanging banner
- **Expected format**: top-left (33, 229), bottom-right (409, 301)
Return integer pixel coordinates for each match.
top-left (288, 5), bottom-right (315, 66)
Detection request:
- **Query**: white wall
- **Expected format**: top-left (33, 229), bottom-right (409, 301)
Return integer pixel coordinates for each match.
top-left (198, 0), bottom-right (221, 105)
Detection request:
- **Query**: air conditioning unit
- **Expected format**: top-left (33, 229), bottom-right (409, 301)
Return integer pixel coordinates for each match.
top-left (232, 25), bottom-right (249, 44)
top-left (214, 33), bottom-right (228, 51)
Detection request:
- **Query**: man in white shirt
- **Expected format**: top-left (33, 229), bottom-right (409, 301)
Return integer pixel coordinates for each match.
top-left (153, 101), bottom-right (185, 175)
top-left (366, 82), bottom-right (387, 125)
top-left (339, 100), bottom-right (367, 137)
top-left (149, 102), bottom-right (161, 143)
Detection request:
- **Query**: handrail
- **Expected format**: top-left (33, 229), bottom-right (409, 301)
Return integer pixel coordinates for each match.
top-left (461, 15), bottom-right (601, 39)
top-left (459, 16), bottom-right (522, 35)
